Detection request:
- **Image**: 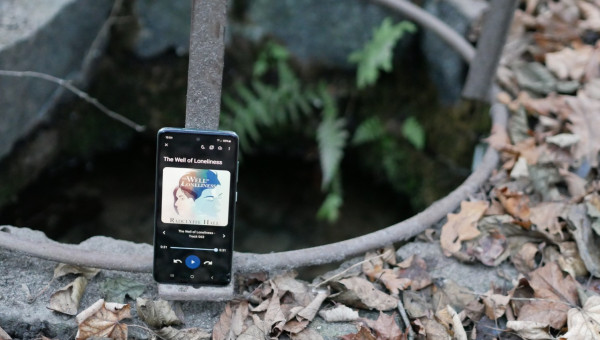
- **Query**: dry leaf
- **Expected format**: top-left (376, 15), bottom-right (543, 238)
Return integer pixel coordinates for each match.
top-left (155, 327), bottom-right (211, 340)
top-left (377, 269), bottom-right (411, 296)
top-left (136, 297), bottom-right (184, 329)
top-left (566, 92), bottom-right (600, 167)
top-left (517, 262), bottom-right (578, 329)
top-left (362, 251), bottom-right (384, 281)
top-left (545, 45), bottom-right (593, 81)
top-left (565, 203), bottom-right (600, 277)
top-left (506, 320), bottom-right (552, 339)
top-left (330, 276), bottom-right (398, 311)
top-left (402, 291), bottom-right (431, 319)
top-left (363, 312), bottom-right (406, 340)
top-left (530, 202), bottom-right (567, 241)
top-left (496, 187), bottom-right (531, 228)
top-left (440, 200), bottom-right (489, 256)
top-left (511, 242), bottom-right (541, 274)
top-left (75, 299), bottom-right (130, 340)
top-left (417, 317), bottom-right (449, 339)
top-left (296, 290), bottom-right (328, 321)
top-left (237, 324), bottom-right (267, 340)
top-left (318, 304), bottom-right (359, 322)
top-left (395, 255), bottom-right (432, 291)
top-left (482, 290), bottom-right (511, 320)
top-left (47, 276), bottom-right (88, 316)
top-left (282, 320), bottom-right (309, 334)
top-left (101, 277), bottom-right (146, 304)
top-left (557, 241), bottom-right (589, 278)
top-left (212, 303), bottom-right (234, 340)
top-left (340, 326), bottom-right (377, 340)
top-left (473, 230), bottom-right (507, 267)
top-left (562, 295), bottom-right (600, 339)
top-left (53, 263), bottom-right (100, 280)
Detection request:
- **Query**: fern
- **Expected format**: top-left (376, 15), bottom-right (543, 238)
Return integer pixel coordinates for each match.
top-left (352, 116), bottom-right (386, 146)
top-left (316, 87), bottom-right (348, 189)
top-left (348, 18), bottom-right (416, 89)
top-left (401, 116), bottom-right (426, 150)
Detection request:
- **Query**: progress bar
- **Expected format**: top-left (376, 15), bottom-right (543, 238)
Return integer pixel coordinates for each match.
top-left (171, 246), bottom-right (218, 252)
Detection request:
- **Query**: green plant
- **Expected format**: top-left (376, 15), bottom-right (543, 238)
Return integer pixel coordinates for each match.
top-left (348, 18), bottom-right (416, 89)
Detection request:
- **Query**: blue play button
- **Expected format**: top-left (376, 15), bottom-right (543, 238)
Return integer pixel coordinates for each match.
top-left (185, 255), bottom-right (201, 269)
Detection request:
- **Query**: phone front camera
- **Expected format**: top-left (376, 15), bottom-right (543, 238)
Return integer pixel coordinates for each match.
top-left (196, 137), bottom-right (201, 142)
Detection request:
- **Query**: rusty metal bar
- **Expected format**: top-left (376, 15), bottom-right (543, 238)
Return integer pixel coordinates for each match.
top-left (462, 0), bottom-right (518, 101)
top-left (185, 0), bottom-right (228, 130)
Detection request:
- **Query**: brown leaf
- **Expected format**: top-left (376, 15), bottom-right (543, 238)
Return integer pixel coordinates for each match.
top-left (546, 45), bottom-right (594, 81)
top-left (75, 299), bottom-right (130, 340)
top-left (136, 297), bottom-right (184, 329)
top-left (362, 251), bottom-right (384, 281)
top-left (511, 242), bottom-right (541, 274)
top-left (440, 200), bottom-right (489, 256)
top-left (340, 326), bottom-right (377, 340)
top-left (377, 269), bottom-right (411, 296)
top-left (155, 326), bottom-right (211, 340)
top-left (296, 289), bottom-right (328, 321)
top-left (496, 187), bottom-right (532, 228)
top-left (564, 203), bottom-right (600, 277)
top-left (530, 202), bottom-right (567, 242)
top-left (264, 286), bottom-right (286, 336)
top-left (473, 230), bottom-right (507, 267)
top-left (482, 289), bottom-right (512, 320)
top-left (212, 303), bottom-right (234, 340)
top-left (557, 242), bottom-right (588, 278)
top-left (517, 262), bottom-right (578, 329)
top-left (395, 255), bottom-right (432, 291)
top-left (566, 92), bottom-right (600, 167)
top-left (506, 320), bottom-right (552, 340)
top-left (363, 312), bottom-right (406, 340)
top-left (282, 320), bottom-right (309, 334)
top-left (417, 318), bottom-right (449, 339)
top-left (562, 295), bottom-right (600, 339)
top-left (330, 277), bottom-right (398, 311)
top-left (53, 263), bottom-right (100, 280)
top-left (47, 276), bottom-right (88, 316)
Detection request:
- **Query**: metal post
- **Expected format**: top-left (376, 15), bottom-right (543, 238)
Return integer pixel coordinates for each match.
top-left (462, 0), bottom-right (518, 102)
top-left (159, 0), bottom-right (233, 301)
top-left (185, 0), bottom-right (228, 130)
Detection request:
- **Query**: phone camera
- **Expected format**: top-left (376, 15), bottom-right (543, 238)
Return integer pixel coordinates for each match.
top-left (196, 137), bottom-right (201, 142)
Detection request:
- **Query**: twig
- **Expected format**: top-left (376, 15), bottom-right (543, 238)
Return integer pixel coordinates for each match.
top-left (397, 298), bottom-right (415, 340)
top-left (312, 250), bottom-right (393, 288)
top-left (0, 70), bottom-right (145, 132)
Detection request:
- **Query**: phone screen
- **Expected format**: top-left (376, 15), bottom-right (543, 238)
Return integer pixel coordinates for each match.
top-left (153, 128), bottom-right (238, 285)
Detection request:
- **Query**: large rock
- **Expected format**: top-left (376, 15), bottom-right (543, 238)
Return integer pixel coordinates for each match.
top-left (0, 0), bottom-right (113, 160)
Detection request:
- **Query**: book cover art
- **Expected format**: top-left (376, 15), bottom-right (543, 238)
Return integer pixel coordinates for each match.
top-left (161, 167), bottom-right (231, 226)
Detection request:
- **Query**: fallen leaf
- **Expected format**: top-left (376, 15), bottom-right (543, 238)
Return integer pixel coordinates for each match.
top-left (136, 297), bottom-right (184, 329)
top-left (237, 324), bottom-right (267, 340)
top-left (517, 262), bottom-right (578, 329)
top-left (282, 320), bottom-right (309, 334)
top-left (432, 279), bottom-right (477, 313)
top-left (545, 45), bottom-right (594, 81)
top-left (155, 327), bottom-right (211, 340)
top-left (363, 312), bottom-right (406, 340)
top-left (330, 276), bottom-right (398, 311)
top-left (546, 133), bottom-right (580, 148)
top-left (230, 301), bottom-right (249, 337)
top-left (362, 251), bottom-right (384, 281)
top-left (212, 303), bottom-right (235, 340)
top-left (402, 290), bottom-right (431, 319)
top-left (440, 200), bottom-right (489, 256)
top-left (562, 295), bottom-right (600, 339)
top-left (53, 263), bottom-right (100, 280)
top-left (585, 193), bottom-right (600, 235)
top-left (579, 1), bottom-right (600, 32)
top-left (564, 203), bottom-right (600, 277)
top-left (377, 269), bottom-right (411, 296)
top-left (496, 187), bottom-right (531, 228)
top-left (264, 286), bottom-right (286, 336)
top-left (417, 317), bottom-right (449, 339)
top-left (290, 328), bottom-right (324, 340)
top-left (318, 304), bottom-right (360, 322)
top-left (557, 241), bottom-right (588, 278)
top-left (530, 202), bottom-right (567, 242)
top-left (101, 277), bottom-right (145, 303)
top-left (473, 230), bottom-right (507, 267)
top-left (482, 290), bottom-right (512, 320)
top-left (511, 242), bottom-right (541, 274)
top-left (506, 320), bottom-right (552, 339)
top-left (297, 289), bottom-right (328, 321)
top-left (565, 92), bottom-right (600, 167)
top-left (47, 276), bottom-right (88, 316)
top-left (340, 326), bottom-right (377, 340)
top-left (75, 299), bottom-right (130, 340)
top-left (395, 255), bottom-right (432, 290)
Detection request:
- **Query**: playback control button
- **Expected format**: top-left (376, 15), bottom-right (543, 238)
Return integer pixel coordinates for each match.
top-left (185, 255), bottom-right (201, 269)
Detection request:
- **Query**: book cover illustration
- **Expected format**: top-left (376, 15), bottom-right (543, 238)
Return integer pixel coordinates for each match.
top-left (161, 167), bottom-right (231, 226)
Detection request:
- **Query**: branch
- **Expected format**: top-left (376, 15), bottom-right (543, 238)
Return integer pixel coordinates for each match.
top-left (0, 70), bottom-right (145, 132)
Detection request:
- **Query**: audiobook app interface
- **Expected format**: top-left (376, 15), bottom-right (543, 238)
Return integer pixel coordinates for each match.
top-left (154, 129), bottom-right (238, 285)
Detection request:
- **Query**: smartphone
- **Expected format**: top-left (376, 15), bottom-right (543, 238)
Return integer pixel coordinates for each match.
top-left (153, 128), bottom-right (238, 285)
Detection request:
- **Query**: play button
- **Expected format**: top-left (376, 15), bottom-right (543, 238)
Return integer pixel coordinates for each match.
top-left (185, 255), bottom-right (201, 269)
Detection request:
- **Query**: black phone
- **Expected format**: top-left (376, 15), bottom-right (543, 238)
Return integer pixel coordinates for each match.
top-left (153, 128), bottom-right (238, 285)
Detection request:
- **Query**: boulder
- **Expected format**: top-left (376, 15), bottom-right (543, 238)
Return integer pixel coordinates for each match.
top-left (0, 0), bottom-right (113, 160)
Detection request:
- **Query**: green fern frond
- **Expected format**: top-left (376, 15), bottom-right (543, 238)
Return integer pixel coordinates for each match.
top-left (316, 91), bottom-right (348, 189)
top-left (317, 190), bottom-right (343, 223)
top-left (401, 116), bottom-right (426, 150)
top-left (349, 18), bottom-right (416, 89)
top-left (352, 116), bottom-right (387, 146)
